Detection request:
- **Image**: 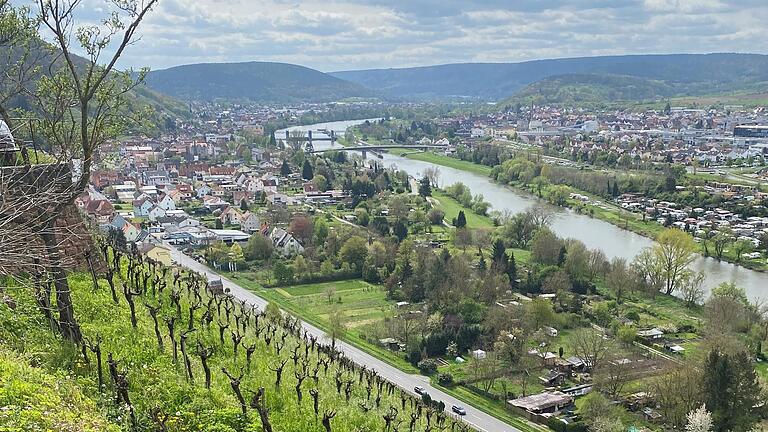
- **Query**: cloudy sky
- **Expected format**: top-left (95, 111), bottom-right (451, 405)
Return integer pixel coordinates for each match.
top-left (24, 0), bottom-right (768, 72)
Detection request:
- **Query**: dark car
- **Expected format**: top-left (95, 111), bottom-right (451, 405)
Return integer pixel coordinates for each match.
top-left (452, 405), bottom-right (466, 416)
top-left (414, 386), bottom-right (426, 395)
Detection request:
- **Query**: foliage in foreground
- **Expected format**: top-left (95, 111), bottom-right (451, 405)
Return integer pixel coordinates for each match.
top-left (0, 245), bottom-right (470, 431)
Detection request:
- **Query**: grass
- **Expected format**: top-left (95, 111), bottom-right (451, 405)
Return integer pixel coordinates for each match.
top-left (229, 276), bottom-right (556, 431)
top-left (432, 190), bottom-right (494, 229)
top-left (229, 275), bottom-right (420, 374)
top-left (0, 257), bottom-right (443, 431)
top-left (406, 152), bottom-right (494, 177)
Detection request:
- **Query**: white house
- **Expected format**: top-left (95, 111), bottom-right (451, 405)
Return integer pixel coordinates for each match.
top-left (156, 193), bottom-right (176, 211)
top-left (241, 212), bottom-right (261, 233)
top-left (133, 198), bottom-right (153, 217)
top-left (269, 227), bottom-right (304, 257)
top-left (147, 205), bottom-right (167, 221)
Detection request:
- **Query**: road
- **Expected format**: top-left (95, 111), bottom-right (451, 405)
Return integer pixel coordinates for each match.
top-left (166, 244), bottom-right (525, 432)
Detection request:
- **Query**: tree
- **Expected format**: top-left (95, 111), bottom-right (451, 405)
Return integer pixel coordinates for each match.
top-left (702, 349), bottom-right (761, 432)
top-left (686, 405), bottom-right (713, 432)
top-left (453, 227), bottom-right (473, 251)
top-left (679, 271), bottom-right (706, 307)
top-left (245, 233), bottom-right (273, 261)
top-left (313, 217), bottom-right (329, 246)
top-left (393, 220), bottom-right (408, 241)
top-left (293, 255), bottom-right (308, 279)
top-left (542, 270), bottom-right (571, 294)
top-left (525, 298), bottom-right (555, 332)
top-left (547, 185), bottom-right (570, 206)
top-left (712, 230), bottom-right (732, 260)
top-left (731, 239), bottom-right (753, 263)
top-left (454, 210), bottom-right (467, 228)
top-left (568, 328), bottom-right (614, 371)
top-left (2, 0), bottom-right (159, 344)
top-left (423, 166), bottom-right (440, 188)
top-left (578, 392), bottom-right (624, 431)
top-left (302, 159), bottom-right (314, 180)
top-left (289, 215), bottom-right (313, 245)
top-left (229, 243), bottom-right (245, 271)
top-left (273, 262), bottom-right (294, 285)
top-left (635, 228), bottom-right (697, 295)
top-left (240, 199), bottom-right (249, 211)
top-left (417, 175), bottom-right (431, 197)
top-left (339, 236), bottom-right (368, 271)
top-left (313, 174), bottom-right (328, 191)
top-left (280, 160), bottom-right (291, 176)
top-left (324, 285), bottom-right (336, 304)
top-left (328, 305), bottom-right (346, 348)
top-left (651, 364), bottom-right (704, 428)
top-left (530, 228), bottom-right (562, 266)
top-left (494, 329), bottom-right (525, 366)
top-left (605, 258), bottom-right (629, 302)
top-left (427, 208), bottom-right (445, 225)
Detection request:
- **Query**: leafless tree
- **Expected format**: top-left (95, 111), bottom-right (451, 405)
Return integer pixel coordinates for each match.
top-left (568, 328), bottom-right (614, 371)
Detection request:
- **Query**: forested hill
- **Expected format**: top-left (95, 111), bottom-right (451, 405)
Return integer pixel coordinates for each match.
top-left (145, 61), bottom-right (374, 103)
top-left (331, 53), bottom-right (768, 101)
top-left (0, 41), bottom-right (191, 124)
top-left (499, 73), bottom-right (676, 106)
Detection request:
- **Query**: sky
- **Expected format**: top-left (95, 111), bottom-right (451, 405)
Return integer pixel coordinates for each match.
top-left (21, 0), bottom-right (768, 72)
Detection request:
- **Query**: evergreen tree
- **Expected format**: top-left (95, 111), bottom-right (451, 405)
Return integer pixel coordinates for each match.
top-left (507, 252), bottom-right (517, 287)
top-left (478, 252), bottom-right (487, 271)
top-left (280, 160), bottom-right (291, 176)
top-left (703, 350), bottom-right (761, 432)
top-left (557, 245), bottom-right (567, 266)
top-left (215, 218), bottom-right (223, 229)
top-left (240, 199), bottom-right (248, 212)
top-left (418, 175), bottom-right (432, 197)
top-left (269, 131), bottom-right (277, 147)
top-left (612, 181), bottom-right (620, 197)
top-left (393, 220), bottom-right (408, 241)
top-left (302, 159), bottom-right (314, 180)
top-left (491, 238), bottom-right (506, 263)
top-left (455, 211), bottom-right (467, 228)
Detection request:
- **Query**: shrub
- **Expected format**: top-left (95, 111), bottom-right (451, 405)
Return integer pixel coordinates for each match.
top-left (407, 346), bottom-right (422, 365)
top-left (437, 373), bottom-right (453, 386)
top-left (417, 359), bottom-right (438, 375)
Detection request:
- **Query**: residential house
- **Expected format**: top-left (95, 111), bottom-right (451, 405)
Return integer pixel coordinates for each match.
top-left (269, 227), bottom-right (304, 257)
top-left (133, 198), bottom-right (154, 217)
top-left (138, 243), bottom-right (173, 266)
top-left (147, 205), bottom-right (167, 221)
top-left (241, 212), bottom-right (260, 233)
top-left (219, 207), bottom-right (244, 225)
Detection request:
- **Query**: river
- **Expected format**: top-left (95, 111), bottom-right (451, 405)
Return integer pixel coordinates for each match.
top-left (280, 119), bottom-right (768, 302)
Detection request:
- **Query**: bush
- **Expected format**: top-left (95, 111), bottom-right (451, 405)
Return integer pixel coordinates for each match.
top-left (406, 346), bottom-right (422, 365)
top-left (437, 372), bottom-right (454, 386)
top-left (417, 359), bottom-right (438, 375)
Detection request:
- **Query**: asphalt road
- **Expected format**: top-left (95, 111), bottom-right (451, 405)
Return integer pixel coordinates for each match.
top-left (166, 244), bottom-right (523, 432)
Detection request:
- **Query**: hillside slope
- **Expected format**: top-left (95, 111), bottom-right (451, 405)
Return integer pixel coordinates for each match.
top-left (0, 41), bottom-right (191, 125)
top-left (0, 246), bottom-right (460, 431)
top-left (500, 73), bottom-right (676, 106)
top-left (331, 53), bottom-right (768, 100)
top-left (145, 61), bottom-right (373, 103)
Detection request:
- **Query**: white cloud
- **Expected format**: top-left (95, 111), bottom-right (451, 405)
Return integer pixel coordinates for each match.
top-left (16, 0), bottom-right (768, 71)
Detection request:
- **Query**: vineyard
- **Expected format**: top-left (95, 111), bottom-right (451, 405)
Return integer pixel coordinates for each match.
top-left (0, 243), bottom-right (473, 431)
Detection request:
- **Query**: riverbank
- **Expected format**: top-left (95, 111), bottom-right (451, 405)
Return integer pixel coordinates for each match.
top-left (405, 151), bottom-right (768, 273)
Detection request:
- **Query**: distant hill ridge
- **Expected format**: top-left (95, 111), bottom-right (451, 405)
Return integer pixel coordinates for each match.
top-left (145, 61), bottom-right (373, 103)
top-left (330, 53), bottom-right (768, 101)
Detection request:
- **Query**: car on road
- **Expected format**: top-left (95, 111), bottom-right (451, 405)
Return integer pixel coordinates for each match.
top-left (414, 386), bottom-right (426, 395)
top-left (452, 405), bottom-right (466, 416)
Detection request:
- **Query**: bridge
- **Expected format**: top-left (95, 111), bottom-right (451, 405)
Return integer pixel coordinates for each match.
top-left (283, 130), bottom-right (339, 152)
top-left (308, 144), bottom-right (446, 158)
